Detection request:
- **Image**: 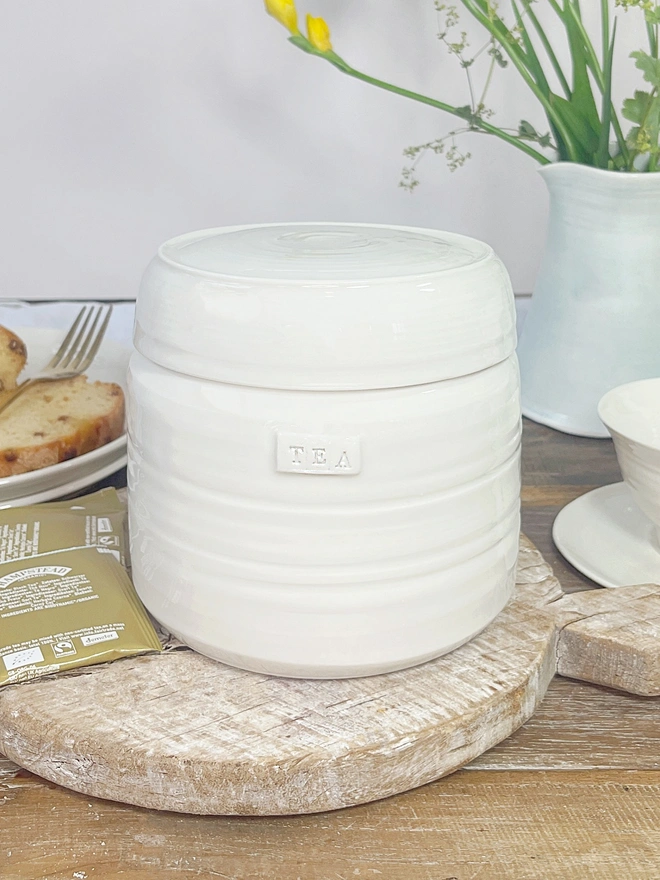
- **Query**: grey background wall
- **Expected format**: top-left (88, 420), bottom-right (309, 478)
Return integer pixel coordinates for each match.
top-left (0, 1), bottom-right (647, 300)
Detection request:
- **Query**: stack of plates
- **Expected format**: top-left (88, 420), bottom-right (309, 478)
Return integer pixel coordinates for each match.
top-left (0, 327), bottom-right (131, 508)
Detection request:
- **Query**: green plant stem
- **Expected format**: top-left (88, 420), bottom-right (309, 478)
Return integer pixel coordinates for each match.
top-left (648, 21), bottom-right (659, 59)
top-left (332, 63), bottom-right (552, 164)
top-left (543, 0), bottom-right (629, 164)
top-left (564, 2), bottom-right (604, 88)
top-left (512, 0), bottom-right (552, 97)
top-left (465, 62), bottom-right (477, 112)
top-left (478, 48), bottom-right (497, 110)
top-left (601, 0), bottom-right (609, 68)
top-left (459, 0), bottom-right (580, 160)
top-left (287, 2), bottom-right (660, 173)
top-left (598, 4), bottom-right (629, 166)
top-left (611, 115), bottom-right (630, 164)
top-left (597, 20), bottom-right (616, 169)
top-left (520, 0), bottom-right (571, 98)
top-left (545, 0), bottom-right (564, 19)
top-left (522, 0), bottom-right (629, 165)
top-left (564, 1), bottom-right (630, 163)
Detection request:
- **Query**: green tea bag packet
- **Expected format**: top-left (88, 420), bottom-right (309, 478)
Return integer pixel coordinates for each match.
top-left (0, 546), bottom-right (161, 687)
top-left (0, 488), bottom-right (128, 566)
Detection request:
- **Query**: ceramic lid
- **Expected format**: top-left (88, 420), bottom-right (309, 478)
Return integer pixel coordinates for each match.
top-left (157, 224), bottom-right (491, 280)
top-left (134, 223), bottom-right (516, 390)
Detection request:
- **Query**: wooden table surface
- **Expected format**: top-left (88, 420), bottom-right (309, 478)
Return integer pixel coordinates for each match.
top-left (3, 420), bottom-right (660, 880)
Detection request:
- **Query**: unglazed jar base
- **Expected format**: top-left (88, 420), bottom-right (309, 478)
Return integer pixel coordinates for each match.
top-left (129, 223), bottom-right (521, 678)
top-left (159, 608), bottom-right (510, 680)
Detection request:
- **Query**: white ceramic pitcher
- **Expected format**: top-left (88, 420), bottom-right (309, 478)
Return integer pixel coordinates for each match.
top-left (517, 163), bottom-right (660, 438)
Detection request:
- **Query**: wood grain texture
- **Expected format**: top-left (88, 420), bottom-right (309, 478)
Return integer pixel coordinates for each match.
top-left (0, 537), bottom-right (560, 816)
top-left (3, 769), bottom-right (660, 880)
top-left (551, 584), bottom-right (660, 696)
top-left (471, 677), bottom-right (660, 771)
top-left (522, 420), bottom-right (621, 488)
top-left (521, 484), bottom-right (600, 506)
top-left (0, 753), bottom-right (18, 781)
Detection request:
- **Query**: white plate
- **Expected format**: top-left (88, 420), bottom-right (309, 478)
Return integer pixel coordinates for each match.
top-left (553, 482), bottom-right (660, 588)
top-left (0, 453), bottom-right (128, 509)
top-left (0, 326), bottom-right (130, 505)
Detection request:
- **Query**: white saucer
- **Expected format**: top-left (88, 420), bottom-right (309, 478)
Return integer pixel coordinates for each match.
top-left (0, 326), bottom-right (130, 506)
top-left (553, 482), bottom-right (660, 588)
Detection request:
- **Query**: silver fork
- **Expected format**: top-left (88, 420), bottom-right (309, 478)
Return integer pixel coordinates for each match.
top-left (0, 304), bottom-right (113, 417)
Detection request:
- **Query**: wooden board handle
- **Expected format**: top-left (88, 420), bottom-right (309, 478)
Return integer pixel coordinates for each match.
top-left (544, 584), bottom-right (660, 697)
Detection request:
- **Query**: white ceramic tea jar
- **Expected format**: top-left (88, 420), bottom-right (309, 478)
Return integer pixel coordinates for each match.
top-left (127, 223), bottom-right (521, 678)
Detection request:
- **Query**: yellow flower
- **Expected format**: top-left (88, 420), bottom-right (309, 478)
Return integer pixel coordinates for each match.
top-left (264, 0), bottom-right (300, 35)
top-left (306, 14), bottom-right (332, 52)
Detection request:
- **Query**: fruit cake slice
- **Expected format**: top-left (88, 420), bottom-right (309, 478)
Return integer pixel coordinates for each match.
top-left (0, 375), bottom-right (125, 477)
top-left (0, 325), bottom-right (27, 393)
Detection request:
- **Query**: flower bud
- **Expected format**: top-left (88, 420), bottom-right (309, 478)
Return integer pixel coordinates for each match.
top-left (264, 0), bottom-right (300, 35)
top-left (306, 14), bottom-right (332, 52)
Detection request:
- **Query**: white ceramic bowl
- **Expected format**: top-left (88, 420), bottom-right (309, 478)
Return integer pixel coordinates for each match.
top-left (598, 378), bottom-right (660, 540)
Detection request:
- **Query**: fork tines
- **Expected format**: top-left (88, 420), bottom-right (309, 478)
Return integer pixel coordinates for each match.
top-left (47, 305), bottom-right (113, 373)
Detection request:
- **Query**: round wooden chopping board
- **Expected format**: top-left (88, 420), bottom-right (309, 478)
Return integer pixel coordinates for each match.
top-left (0, 536), bottom-right (562, 815)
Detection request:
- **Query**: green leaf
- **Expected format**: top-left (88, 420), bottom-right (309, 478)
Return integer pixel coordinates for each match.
top-left (518, 120), bottom-right (538, 139)
top-left (623, 91), bottom-right (660, 161)
top-left (623, 90), bottom-right (658, 125)
top-left (532, 2), bottom-right (602, 164)
top-left (518, 120), bottom-right (553, 148)
top-left (511, 0), bottom-right (550, 97)
top-left (454, 105), bottom-right (475, 121)
top-left (596, 21), bottom-right (616, 170)
top-left (563, 2), bottom-right (600, 108)
top-left (459, 0), bottom-right (581, 159)
top-left (549, 92), bottom-right (601, 163)
top-left (601, 0), bottom-right (609, 70)
top-left (520, 0), bottom-right (571, 98)
top-left (564, 1), bottom-right (605, 92)
top-left (557, 1), bottom-right (603, 162)
top-left (646, 8), bottom-right (660, 26)
top-left (631, 50), bottom-right (660, 89)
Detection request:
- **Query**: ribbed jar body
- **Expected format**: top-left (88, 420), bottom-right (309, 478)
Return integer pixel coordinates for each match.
top-left (128, 223), bottom-right (521, 677)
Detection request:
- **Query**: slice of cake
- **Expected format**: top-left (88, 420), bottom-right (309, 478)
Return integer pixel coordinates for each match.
top-left (0, 374), bottom-right (125, 478)
top-left (0, 325), bottom-right (27, 393)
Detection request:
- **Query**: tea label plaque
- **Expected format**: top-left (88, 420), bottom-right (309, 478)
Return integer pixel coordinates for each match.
top-left (276, 433), bottom-right (361, 475)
